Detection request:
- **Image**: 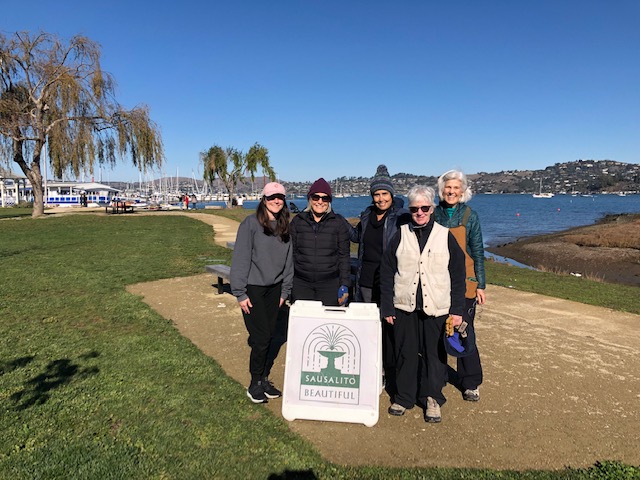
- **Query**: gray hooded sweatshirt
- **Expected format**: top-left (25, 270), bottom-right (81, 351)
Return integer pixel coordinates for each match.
top-left (230, 214), bottom-right (293, 302)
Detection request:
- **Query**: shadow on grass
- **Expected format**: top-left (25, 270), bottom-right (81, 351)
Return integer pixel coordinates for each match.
top-left (0, 355), bottom-right (35, 375)
top-left (10, 351), bottom-right (100, 410)
top-left (268, 470), bottom-right (318, 479)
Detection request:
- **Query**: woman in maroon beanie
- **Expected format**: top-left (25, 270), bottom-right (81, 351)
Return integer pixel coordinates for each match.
top-left (289, 177), bottom-right (352, 306)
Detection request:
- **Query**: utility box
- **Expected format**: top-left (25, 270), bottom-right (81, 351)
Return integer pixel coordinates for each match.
top-left (282, 300), bottom-right (382, 427)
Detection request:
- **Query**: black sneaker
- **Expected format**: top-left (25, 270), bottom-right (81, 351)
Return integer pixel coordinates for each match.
top-left (463, 388), bottom-right (480, 402)
top-left (261, 377), bottom-right (282, 399)
top-left (247, 381), bottom-right (268, 403)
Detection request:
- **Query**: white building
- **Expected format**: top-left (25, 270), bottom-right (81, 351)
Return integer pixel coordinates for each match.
top-left (0, 166), bottom-right (120, 207)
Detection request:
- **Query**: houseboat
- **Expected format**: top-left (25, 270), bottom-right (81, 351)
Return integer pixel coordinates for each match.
top-left (45, 182), bottom-right (120, 207)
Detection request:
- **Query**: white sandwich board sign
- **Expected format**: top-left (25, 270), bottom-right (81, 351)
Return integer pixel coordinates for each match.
top-left (282, 300), bottom-right (382, 427)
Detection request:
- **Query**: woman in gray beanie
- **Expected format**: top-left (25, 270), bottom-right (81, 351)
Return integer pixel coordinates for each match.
top-left (349, 165), bottom-right (410, 397)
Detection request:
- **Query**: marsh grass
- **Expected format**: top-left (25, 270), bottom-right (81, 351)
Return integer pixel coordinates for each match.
top-left (561, 215), bottom-right (640, 249)
top-left (0, 214), bottom-right (637, 479)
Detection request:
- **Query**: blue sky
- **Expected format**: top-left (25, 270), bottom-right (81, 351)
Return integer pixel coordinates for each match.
top-left (3, 1), bottom-right (639, 182)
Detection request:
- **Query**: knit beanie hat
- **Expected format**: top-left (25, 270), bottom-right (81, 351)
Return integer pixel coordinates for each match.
top-left (370, 164), bottom-right (395, 196)
top-left (307, 177), bottom-right (332, 200)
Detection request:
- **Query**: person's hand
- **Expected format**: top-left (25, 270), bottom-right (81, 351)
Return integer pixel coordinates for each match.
top-left (338, 285), bottom-right (349, 306)
top-left (450, 314), bottom-right (463, 327)
top-left (476, 288), bottom-right (486, 305)
top-left (279, 297), bottom-right (286, 307)
top-left (384, 316), bottom-right (395, 325)
top-left (238, 298), bottom-right (252, 314)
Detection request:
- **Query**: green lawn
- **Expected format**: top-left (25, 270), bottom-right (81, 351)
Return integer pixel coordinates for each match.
top-left (0, 206), bottom-right (33, 219)
top-left (485, 260), bottom-right (640, 315)
top-left (0, 214), bottom-right (636, 479)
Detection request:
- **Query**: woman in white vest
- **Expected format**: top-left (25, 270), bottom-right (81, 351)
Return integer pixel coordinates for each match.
top-left (380, 185), bottom-right (466, 423)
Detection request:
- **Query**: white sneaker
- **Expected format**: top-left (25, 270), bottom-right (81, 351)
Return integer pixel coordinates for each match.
top-left (388, 403), bottom-right (406, 416)
top-left (425, 397), bottom-right (441, 423)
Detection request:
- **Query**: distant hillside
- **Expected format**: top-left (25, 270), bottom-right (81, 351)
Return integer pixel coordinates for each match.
top-left (6, 160), bottom-right (637, 196)
top-left (469, 160), bottom-right (639, 195)
top-left (284, 160), bottom-right (640, 196)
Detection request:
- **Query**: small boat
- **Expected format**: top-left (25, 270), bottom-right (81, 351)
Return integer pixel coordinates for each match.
top-left (532, 178), bottom-right (554, 198)
top-left (532, 192), bottom-right (554, 198)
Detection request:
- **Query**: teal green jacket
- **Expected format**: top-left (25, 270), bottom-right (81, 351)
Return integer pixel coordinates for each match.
top-left (434, 202), bottom-right (486, 289)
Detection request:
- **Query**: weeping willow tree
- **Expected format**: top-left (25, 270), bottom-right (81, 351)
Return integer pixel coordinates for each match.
top-left (202, 143), bottom-right (275, 207)
top-left (0, 31), bottom-right (163, 217)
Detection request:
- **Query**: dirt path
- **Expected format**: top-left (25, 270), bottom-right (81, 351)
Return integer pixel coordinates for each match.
top-left (122, 213), bottom-right (640, 471)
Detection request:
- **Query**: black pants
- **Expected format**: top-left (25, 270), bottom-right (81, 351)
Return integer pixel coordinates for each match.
top-left (292, 276), bottom-right (340, 306)
top-left (393, 309), bottom-right (448, 408)
top-left (242, 283), bottom-right (282, 382)
top-left (360, 285), bottom-right (396, 395)
top-left (458, 297), bottom-right (483, 390)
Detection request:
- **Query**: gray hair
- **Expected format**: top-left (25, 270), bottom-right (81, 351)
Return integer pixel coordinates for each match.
top-left (407, 185), bottom-right (435, 206)
top-left (437, 169), bottom-right (473, 203)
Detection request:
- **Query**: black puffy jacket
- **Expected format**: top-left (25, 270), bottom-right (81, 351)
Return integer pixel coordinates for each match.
top-left (290, 210), bottom-right (352, 286)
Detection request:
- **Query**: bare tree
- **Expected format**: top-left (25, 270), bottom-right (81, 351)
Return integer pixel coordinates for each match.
top-left (202, 143), bottom-right (275, 207)
top-left (0, 31), bottom-right (163, 217)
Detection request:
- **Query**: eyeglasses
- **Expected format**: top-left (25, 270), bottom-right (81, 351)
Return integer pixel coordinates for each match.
top-left (409, 205), bottom-right (432, 213)
top-left (265, 194), bottom-right (285, 201)
top-left (311, 194), bottom-right (331, 203)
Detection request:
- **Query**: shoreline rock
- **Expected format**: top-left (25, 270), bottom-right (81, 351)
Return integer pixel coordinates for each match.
top-left (486, 214), bottom-right (640, 287)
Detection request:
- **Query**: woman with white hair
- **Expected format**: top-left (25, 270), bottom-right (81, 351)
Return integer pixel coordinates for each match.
top-left (434, 169), bottom-right (486, 402)
top-left (380, 185), bottom-right (466, 423)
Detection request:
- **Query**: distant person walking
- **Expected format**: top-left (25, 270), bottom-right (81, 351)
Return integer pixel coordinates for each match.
top-left (434, 169), bottom-right (486, 402)
top-left (230, 182), bottom-right (293, 404)
top-left (290, 178), bottom-right (351, 306)
top-left (380, 185), bottom-right (466, 423)
top-left (349, 165), bottom-right (410, 395)
top-left (183, 194), bottom-right (189, 210)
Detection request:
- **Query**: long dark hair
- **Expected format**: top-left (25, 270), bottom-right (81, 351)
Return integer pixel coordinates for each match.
top-left (256, 197), bottom-right (290, 242)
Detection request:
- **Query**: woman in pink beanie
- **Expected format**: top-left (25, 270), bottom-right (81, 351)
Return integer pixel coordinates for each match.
top-left (230, 182), bottom-right (293, 403)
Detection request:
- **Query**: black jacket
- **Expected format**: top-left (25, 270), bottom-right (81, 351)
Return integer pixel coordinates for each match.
top-left (290, 210), bottom-right (352, 286)
top-left (349, 197), bottom-right (411, 301)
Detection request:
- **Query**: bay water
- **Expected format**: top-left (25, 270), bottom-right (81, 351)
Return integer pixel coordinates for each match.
top-left (204, 194), bottom-right (640, 247)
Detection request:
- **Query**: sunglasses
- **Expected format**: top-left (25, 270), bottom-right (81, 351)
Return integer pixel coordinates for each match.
top-left (265, 194), bottom-right (286, 201)
top-left (310, 194), bottom-right (331, 203)
top-left (409, 205), bottom-right (432, 213)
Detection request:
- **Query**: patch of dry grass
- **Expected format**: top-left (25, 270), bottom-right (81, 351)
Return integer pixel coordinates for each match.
top-left (536, 264), bottom-right (606, 282)
top-left (562, 219), bottom-right (640, 249)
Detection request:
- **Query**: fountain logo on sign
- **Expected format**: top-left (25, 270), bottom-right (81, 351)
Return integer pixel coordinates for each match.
top-left (299, 323), bottom-right (361, 404)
